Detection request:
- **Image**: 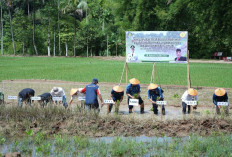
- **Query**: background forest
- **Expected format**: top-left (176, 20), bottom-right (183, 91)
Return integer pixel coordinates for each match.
top-left (0, 0), bottom-right (231, 58)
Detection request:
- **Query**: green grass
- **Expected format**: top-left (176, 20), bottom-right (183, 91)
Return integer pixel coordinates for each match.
top-left (1, 56), bottom-right (232, 88)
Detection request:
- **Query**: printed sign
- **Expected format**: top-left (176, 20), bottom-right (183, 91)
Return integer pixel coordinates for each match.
top-left (129, 99), bottom-right (139, 106)
top-left (104, 100), bottom-right (114, 104)
top-left (52, 97), bottom-right (63, 101)
top-left (186, 101), bottom-right (197, 106)
top-left (217, 102), bottom-right (228, 106)
top-left (156, 101), bottom-right (167, 105)
top-left (31, 97), bottom-right (41, 101)
top-left (8, 96), bottom-right (17, 100)
top-left (78, 97), bottom-right (86, 101)
top-left (126, 31), bottom-right (188, 63)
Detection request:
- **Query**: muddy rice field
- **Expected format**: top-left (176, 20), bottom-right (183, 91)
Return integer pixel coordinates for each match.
top-left (0, 79), bottom-right (232, 138)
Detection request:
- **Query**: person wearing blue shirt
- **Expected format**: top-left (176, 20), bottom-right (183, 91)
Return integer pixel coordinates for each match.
top-left (147, 83), bottom-right (165, 115)
top-left (108, 86), bottom-right (124, 114)
top-left (79, 78), bottom-right (104, 110)
top-left (126, 78), bottom-right (144, 114)
top-left (213, 88), bottom-right (229, 115)
top-left (18, 88), bottom-right (35, 107)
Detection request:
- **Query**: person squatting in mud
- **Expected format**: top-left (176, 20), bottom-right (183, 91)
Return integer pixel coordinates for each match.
top-left (181, 88), bottom-right (198, 114)
top-left (18, 88), bottom-right (35, 107)
top-left (213, 88), bottom-right (229, 115)
top-left (50, 87), bottom-right (68, 108)
top-left (147, 83), bottom-right (165, 115)
top-left (126, 78), bottom-right (145, 114)
top-left (78, 78), bottom-right (104, 111)
top-left (108, 85), bottom-right (124, 114)
top-left (38, 92), bottom-right (52, 107)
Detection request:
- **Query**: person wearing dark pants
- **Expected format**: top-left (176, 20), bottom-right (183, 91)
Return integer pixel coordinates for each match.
top-left (38, 93), bottom-right (52, 107)
top-left (18, 88), bottom-right (35, 107)
top-left (147, 83), bottom-right (164, 115)
top-left (126, 78), bottom-right (144, 114)
top-left (108, 86), bottom-right (124, 114)
top-left (181, 88), bottom-right (198, 114)
top-left (79, 78), bottom-right (104, 111)
top-left (213, 88), bottom-right (229, 115)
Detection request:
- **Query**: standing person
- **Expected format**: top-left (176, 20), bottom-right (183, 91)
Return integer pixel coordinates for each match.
top-left (108, 85), bottom-right (124, 114)
top-left (78, 78), bottom-right (104, 110)
top-left (126, 78), bottom-right (145, 114)
top-left (213, 88), bottom-right (229, 115)
top-left (69, 88), bottom-right (85, 108)
top-left (181, 88), bottom-right (198, 114)
top-left (147, 83), bottom-right (165, 115)
top-left (50, 87), bottom-right (68, 108)
top-left (18, 88), bottom-right (35, 107)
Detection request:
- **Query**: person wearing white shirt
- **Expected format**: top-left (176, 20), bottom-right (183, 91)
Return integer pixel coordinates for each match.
top-left (181, 88), bottom-right (198, 114)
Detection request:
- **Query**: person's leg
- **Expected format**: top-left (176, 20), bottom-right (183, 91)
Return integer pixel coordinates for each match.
top-left (139, 97), bottom-right (144, 114)
top-left (153, 103), bottom-right (158, 115)
top-left (215, 105), bottom-right (220, 115)
top-left (18, 97), bottom-right (23, 107)
top-left (162, 105), bottom-right (165, 115)
top-left (128, 97), bottom-right (133, 113)
top-left (182, 102), bottom-right (187, 114)
top-left (62, 96), bottom-right (68, 108)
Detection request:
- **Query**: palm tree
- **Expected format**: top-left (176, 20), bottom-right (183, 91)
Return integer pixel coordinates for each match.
top-left (60, 0), bottom-right (87, 57)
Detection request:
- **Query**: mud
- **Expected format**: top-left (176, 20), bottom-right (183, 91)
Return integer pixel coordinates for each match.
top-left (0, 80), bottom-right (231, 138)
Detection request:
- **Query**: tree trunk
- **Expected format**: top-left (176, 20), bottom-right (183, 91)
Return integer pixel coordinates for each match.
top-left (8, 8), bottom-right (16, 55)
top-left (33, 0), bottom-right (38, 55)
top-left (54, 27), bottom-right (55, 56)
top-left (74, 18), bottom-right (76, 57)
top-left (48, 17), bottom-right (51, 56)
top-left (58, 0), bottom-right (61, 55)
top-left (87, 38), bottom-right (88, 57)
top-left (65, 42), bottom-right (68, 56)
top-left (1, 5), bottom-right (3, 55)
top-left (22, 41), bottom-right (25, 55)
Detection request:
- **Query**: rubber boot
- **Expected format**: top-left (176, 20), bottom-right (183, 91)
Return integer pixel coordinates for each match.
top-left (140, 103), bottom-right (145, 114)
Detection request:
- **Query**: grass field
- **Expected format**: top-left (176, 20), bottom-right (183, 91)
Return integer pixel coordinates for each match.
top-left (0, 56), bottom-right (232, 88)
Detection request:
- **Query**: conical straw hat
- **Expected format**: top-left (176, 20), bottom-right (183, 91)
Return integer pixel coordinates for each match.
top-left (70, 88), bottom-right (78, 96)
top-left (148, 83), bottom-right (158, 90)
top-left (187, 88), bottom-right (198, 96)
top-left (113, 86), bottom-right (124, 92)
top-left (129, 78), bottom-right (140, 85)
top-left (215, 88), bottom-right (226, 96)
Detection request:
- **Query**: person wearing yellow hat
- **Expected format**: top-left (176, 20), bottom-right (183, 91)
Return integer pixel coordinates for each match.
top-left (68, 88), bottom-right (85, 107)
top-left (213, 88), bottom-right (228, 115)
top-left (181, 88), bottom-right (198, 114)
top-left (108, 86), bottom-right (124, 114)
top-left (147, 83), bottom-right (165, 115)
top-left (126, 78), bottom-right (145, 113)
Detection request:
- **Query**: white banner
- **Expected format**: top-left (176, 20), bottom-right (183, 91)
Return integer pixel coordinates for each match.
top-left (126, 31), bottom-right (188, 63)
top-left (8, 96), bottom-right (18, 100)
top-left (31, 97), bottom-right (41, 101)
top-left (52, 97), bottom-right (63, 101)
top-left (104, 100), bottom-right (114, 104)
top-left (217, 102), bottom-right (228, 106)
top-left (129, 99), bottom-right (139, 106)
top-left (156, 101), bottom-right (167, 105)
top-left (186, 101), bottom-right (197, 106)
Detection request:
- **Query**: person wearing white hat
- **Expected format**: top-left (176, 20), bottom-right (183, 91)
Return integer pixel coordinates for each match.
top-left (50, 87), bottom-right (68, 108)
top-left (108, 86), bottom-right (124, 114)
top-left (213, 88), bottom-right (229, 115)
top-left (126, 78), bottom-right (145, 113)
top-left (147, 83), bottom-right (165, 115)
top-left (181, 88), bottom-right (198, 114)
